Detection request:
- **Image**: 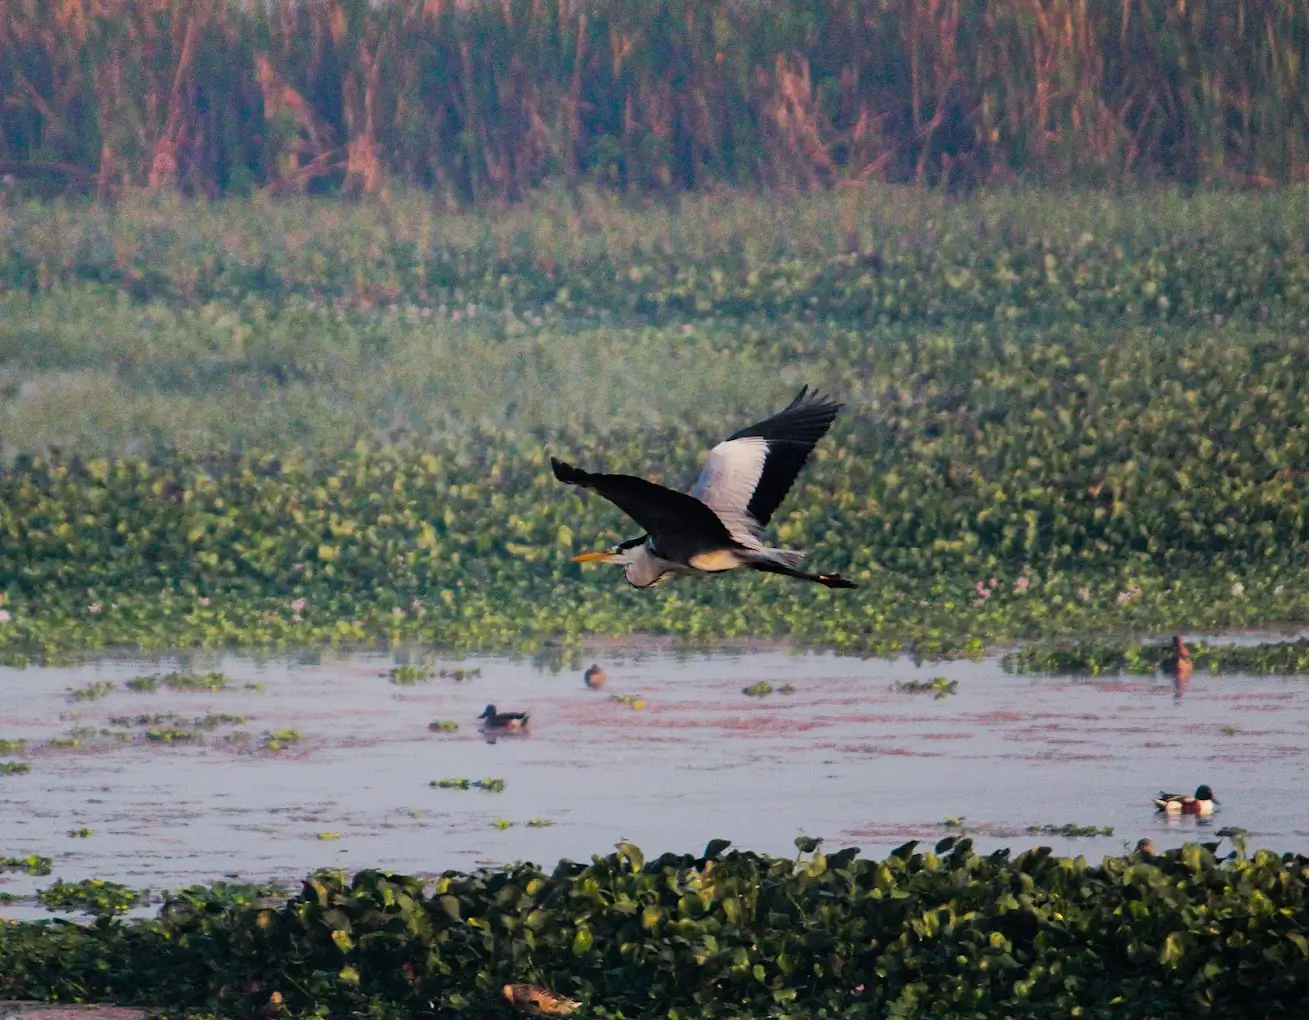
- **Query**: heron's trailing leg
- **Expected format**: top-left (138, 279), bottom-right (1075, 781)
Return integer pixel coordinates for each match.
top-left (748, 560), bottom-right (858, 589)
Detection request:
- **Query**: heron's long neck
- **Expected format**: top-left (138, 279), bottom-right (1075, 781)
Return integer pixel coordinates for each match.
top-left (624, 543), bottom-right (672, 588)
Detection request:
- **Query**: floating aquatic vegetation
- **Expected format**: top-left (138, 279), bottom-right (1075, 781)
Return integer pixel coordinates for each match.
top-left (492, 819), bottom-right (513, 830)
top-left (37, 878), bottom-right (143, 917)
top-left (431, 777), bottom-right (505, 792)
top-left (1025, 823), bottom-right (1115, 838)
top-left (743, 681), bottom-right (774, 698)
top-left (316, 832), bottom-right (341, 841)
top-left (66, 681), bottom-right (115, 702)
top-left (262, 729), bottom-right (303, 750)
top-left (0, 854), bottom-right (51, 876)
top-left (125, 675), bottom-right (159, 693)
top-left (609, 693), bottom-right (647, 709)
top-left (163, 671), bottom-right (231, 692)
top-left (388, 665), bottom-right (432, 685)
top-left (145, 727), bottom-right (198, 742)
top-left (67, 827), bottom-right (92, 838)
top-left (0, 762), bottom-right (31, 775)
top-left (526, 817), bottom-right (553, 828)
top-left (893, 676), bottom-right (958, 699)
top-left (0, 739), bottom-right (27, 753)
top-left (427, 719), bottom-right (459, 732)
top-left (110, 712), bottom-right (246, 735)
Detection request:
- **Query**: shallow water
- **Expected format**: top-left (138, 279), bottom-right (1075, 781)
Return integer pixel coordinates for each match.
top-left (2, 646), bottom-right (1306, 919)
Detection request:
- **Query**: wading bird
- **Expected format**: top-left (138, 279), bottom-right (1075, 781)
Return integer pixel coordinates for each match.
top-left (1154, 784), bottom-right (1218, 815)
top-left (552, 386), bottom-right (856, 590)
top-left (1162, 635), bottom-right (1193, 700)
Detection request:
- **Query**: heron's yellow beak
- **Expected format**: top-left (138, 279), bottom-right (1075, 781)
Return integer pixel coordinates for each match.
top-left (572, 550), bottom-right (616, 563)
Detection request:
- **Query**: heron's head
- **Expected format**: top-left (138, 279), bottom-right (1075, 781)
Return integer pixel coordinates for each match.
top-left (572, 536), bottom-right (670, 588)
top-left (572, 535), bottom-right (646, 568)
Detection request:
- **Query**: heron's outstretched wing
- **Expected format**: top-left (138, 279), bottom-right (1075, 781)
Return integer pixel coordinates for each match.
top-left (691, 385), bottom-right (843, 535)
top-left (551, 457), bottom-right (734, 542)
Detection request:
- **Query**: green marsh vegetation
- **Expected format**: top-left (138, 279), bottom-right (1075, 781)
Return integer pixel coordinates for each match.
top-left (1007, 636), bottom-right (1309, 676)
top-left (3, 188), bottom-right (1309, 662)
top-left (1, 840), bottom-right (1307, 1017)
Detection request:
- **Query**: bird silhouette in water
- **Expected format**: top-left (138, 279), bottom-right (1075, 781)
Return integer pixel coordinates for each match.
top-left (478, 704), bottom-right (530, 731)
top-left (583, 664), bottom-right (607, 689)
top-left (1161, 635), bottom-right (1193, 700)
top-left (502, 983), bottom-right (580, 1016)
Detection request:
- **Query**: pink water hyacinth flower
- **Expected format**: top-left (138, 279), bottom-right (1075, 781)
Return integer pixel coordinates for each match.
top-left (88, 602), bottom-right (103, 614)
top-left (392, 607), bottom-right (405, 619)
top-left (291, 598), bottom-right (307, 613)
top-left (1078, 587), bottom-right (1091, 601)
top-left (1014, 576), bottom-right (1031, 593)
top-left (0, 609), bottom-right (11, 623)
top-left (1231, 582), bottom-right (1245, 597)
top-left (198, 597), bottom-right (211, 607)
top-left (1115, 584), bottom-right (1143, 605)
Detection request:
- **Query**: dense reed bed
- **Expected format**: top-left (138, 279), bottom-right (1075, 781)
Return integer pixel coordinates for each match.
top-left (2, 0), bottom-right (1308, 199)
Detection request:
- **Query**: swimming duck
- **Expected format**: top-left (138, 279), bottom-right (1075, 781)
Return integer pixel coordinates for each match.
top-left (502, 983), bottom-right (580, 1016)
top-left (479, 704), bottom-right (530, 731)
top-left (583, 664), bottom-right (607, 689)
top-left (1134, 837), bottom-right (1155, 855)
top-left (1154, 784), bottom-right (1218, 815)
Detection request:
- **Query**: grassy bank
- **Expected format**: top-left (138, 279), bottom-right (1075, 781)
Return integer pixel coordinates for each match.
top-left (2, 0), bottom-right (1308, 198)
top-left (2, 838), bottom-right (1306, 1018)
top-left (3, 189), bottom-right (1309, 659)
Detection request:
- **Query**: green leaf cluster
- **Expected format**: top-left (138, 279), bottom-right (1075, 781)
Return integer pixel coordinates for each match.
top-left (1, 841), bottom-right (1307, 1017)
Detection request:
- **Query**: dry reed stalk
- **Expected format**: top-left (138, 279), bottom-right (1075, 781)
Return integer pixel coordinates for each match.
top-left (0, 0), bottom-right (1305, 197)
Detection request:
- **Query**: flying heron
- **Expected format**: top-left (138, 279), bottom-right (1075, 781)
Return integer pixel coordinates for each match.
top-left (551, 386), bottom-right (856, 590)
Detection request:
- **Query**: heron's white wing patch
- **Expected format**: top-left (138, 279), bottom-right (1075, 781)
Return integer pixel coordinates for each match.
top-left (690, 436), bottom-right (768, 543)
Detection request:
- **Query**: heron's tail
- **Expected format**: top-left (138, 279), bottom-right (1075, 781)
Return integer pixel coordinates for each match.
top-left (750, 547), bottom-right (805, 569)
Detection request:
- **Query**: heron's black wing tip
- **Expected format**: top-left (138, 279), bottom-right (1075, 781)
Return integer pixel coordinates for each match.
top-left (551, 456), bottom-right (585, 484)
top-left (790, 383), bottom-right (843, 414)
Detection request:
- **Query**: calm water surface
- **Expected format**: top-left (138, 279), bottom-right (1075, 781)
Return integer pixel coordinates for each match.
top-left (2, 646), bottom-right (1306, 917)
